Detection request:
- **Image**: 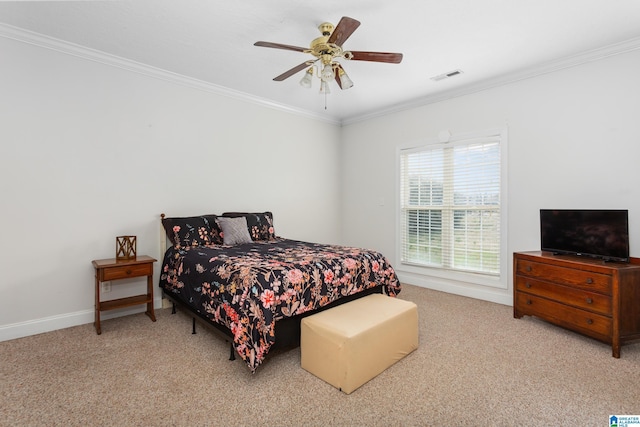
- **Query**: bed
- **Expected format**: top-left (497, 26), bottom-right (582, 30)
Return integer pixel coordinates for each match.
top-left (158, 211), bottom-right (401, 372)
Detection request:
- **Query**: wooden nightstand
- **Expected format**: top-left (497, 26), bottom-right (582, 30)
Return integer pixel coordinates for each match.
top-left (92, 255), bottom-right (157, 335)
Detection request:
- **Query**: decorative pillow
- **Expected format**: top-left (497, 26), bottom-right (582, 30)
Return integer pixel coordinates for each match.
top-left (162, 215), bottom-right (223, 248)
top-left (200, 214), bottom-right (224, 245)
top-left (222, 211), bottom-right (276, 241)
top-left (216, 216), bottom-right (253, 245)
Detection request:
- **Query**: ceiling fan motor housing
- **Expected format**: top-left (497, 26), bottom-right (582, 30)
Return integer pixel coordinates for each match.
top-left (310, 23), bottom-right (351, 64)
top-left (310, 37), bottom-right (345, 63)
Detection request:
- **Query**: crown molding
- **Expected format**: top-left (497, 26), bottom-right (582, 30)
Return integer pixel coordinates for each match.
top-left (343, 36), bottom-right (640, 125)
top-left (0, 23), bottom-right (340, 125)
top-left (3, 23), bottom-right (639, 127)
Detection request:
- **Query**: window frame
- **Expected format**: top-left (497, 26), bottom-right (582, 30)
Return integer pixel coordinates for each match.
top-left (396, 128), bottom-right (509, 290)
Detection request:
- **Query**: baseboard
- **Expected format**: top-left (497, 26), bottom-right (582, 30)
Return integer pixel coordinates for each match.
top-left (0, 297), bottom-right (164, 342)
top-left (397, 272), bottom-right (512, 306)
top-left (1, 284), bottom-right (510, 342)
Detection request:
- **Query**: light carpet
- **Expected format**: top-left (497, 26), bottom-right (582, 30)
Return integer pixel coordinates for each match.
top-left (1, 284), bottom-right (639, 426)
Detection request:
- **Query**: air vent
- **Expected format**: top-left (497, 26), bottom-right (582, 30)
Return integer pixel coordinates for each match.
top-left (430, 69), bottom-right (463, 82)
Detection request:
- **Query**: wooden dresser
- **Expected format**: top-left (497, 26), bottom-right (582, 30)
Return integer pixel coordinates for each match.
top-left (514, 251), bottom-right (640, 357)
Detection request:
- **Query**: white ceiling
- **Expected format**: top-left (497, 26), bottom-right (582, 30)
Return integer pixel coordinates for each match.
top-left (1, 1), bottom-right (640, 123)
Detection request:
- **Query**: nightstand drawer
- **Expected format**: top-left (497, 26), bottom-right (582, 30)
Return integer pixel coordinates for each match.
top-left (516, 259), bottom-right (612, 294)
top-left (101, 263), bottom-right (153, 281)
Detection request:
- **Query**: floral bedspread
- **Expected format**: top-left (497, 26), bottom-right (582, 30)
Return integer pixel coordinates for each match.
top-left (159, 238), bottom-right (401, 372)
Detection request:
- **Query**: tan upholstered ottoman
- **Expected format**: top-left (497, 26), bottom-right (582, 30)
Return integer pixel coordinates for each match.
top-left (301, 293), bottom-right (418, 394)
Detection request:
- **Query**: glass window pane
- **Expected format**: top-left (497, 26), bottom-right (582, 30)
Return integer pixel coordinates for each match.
top-left (400, 137), bottom-right (501, 276)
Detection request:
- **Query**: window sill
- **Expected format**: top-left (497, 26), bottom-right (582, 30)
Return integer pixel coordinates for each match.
top-left (397, 262), bottom-right (506, 290)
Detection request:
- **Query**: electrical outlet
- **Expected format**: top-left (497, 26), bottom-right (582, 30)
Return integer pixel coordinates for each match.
top-left (101, 281), bottom-right (111, 293)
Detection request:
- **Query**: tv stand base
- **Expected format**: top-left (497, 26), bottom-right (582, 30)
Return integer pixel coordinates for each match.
top-left (514, 251), bottom-right (640, 358)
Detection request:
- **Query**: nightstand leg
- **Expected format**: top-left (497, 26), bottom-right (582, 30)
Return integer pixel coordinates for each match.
top-left (95, 275), bottom-right (102, 335)
top-left (146, 274), bottom-right (156, 322)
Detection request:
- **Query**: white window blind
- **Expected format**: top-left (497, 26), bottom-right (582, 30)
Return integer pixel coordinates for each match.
top-left (400, 136), bottom-right (501, 275)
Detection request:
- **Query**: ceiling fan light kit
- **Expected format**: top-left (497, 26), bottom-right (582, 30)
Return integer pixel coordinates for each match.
top-left (336, 65), bottom-right (354, 90)
top-left (254, 16), bottom-right (402, 98)
top-left (299, 67), bottom-right (314, 88)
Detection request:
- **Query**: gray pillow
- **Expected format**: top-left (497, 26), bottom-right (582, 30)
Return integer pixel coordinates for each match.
top-left (217, 216), bottom-right (253, 245)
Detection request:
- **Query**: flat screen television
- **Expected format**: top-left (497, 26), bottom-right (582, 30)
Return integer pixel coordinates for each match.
top-left (540, 209), bottom-right (630, 262)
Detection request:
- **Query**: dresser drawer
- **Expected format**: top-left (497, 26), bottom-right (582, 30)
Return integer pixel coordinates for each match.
top-left (515, 292), bottom-right (611, 339)
top-left (516, 259), bottom-right (612, 295)
top-left (100, 262), bottom-right (153, 281)
top-left (515, 276), bottom-right (612, 315)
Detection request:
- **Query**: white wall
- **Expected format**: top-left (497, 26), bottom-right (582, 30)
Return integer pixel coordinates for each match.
top-left (341, 48), bottom-right (640, 304)
top-left (3, 32), bottom-right (639, 340)
top-left (0, 36), bottom-right (341, 339)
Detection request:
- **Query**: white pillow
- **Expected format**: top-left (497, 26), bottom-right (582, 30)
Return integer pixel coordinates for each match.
top-left (216, 216), bottom-right (253, 245)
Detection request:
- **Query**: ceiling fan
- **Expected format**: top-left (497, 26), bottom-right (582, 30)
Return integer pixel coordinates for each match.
top-left (254, 16), bottom-right (403, 93)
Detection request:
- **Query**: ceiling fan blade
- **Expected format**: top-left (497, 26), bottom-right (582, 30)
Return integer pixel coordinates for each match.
top-left (335, 65), bottom-right (344, 90)
top-left (327, 16), bottom-right (361, 46)
top-left (254, 41), bottom-right (308, 53)
top-left (349, 51), bottom-right (403, 64)
top-left (273, 62), bottom-right (311, 81)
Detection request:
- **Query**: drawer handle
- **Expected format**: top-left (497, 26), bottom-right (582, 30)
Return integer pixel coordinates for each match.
top-left (526, 299), bottom-right (532, 305)
top-left (526, 266), bottom-right (532, 272)
top-left (126, 269), bottom-right (132, 275)
top-left (586, 319), bottom-right (593, 325)
top-left (586, 278), bottom-right (593, 284)
top-left (586, 298), bottom-right (593, 304)
top-left (525, 282), bottom-right (531, 288)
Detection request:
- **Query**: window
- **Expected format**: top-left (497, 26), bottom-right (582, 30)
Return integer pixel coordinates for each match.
top-left (399, 131), bottom-right (503, 277)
